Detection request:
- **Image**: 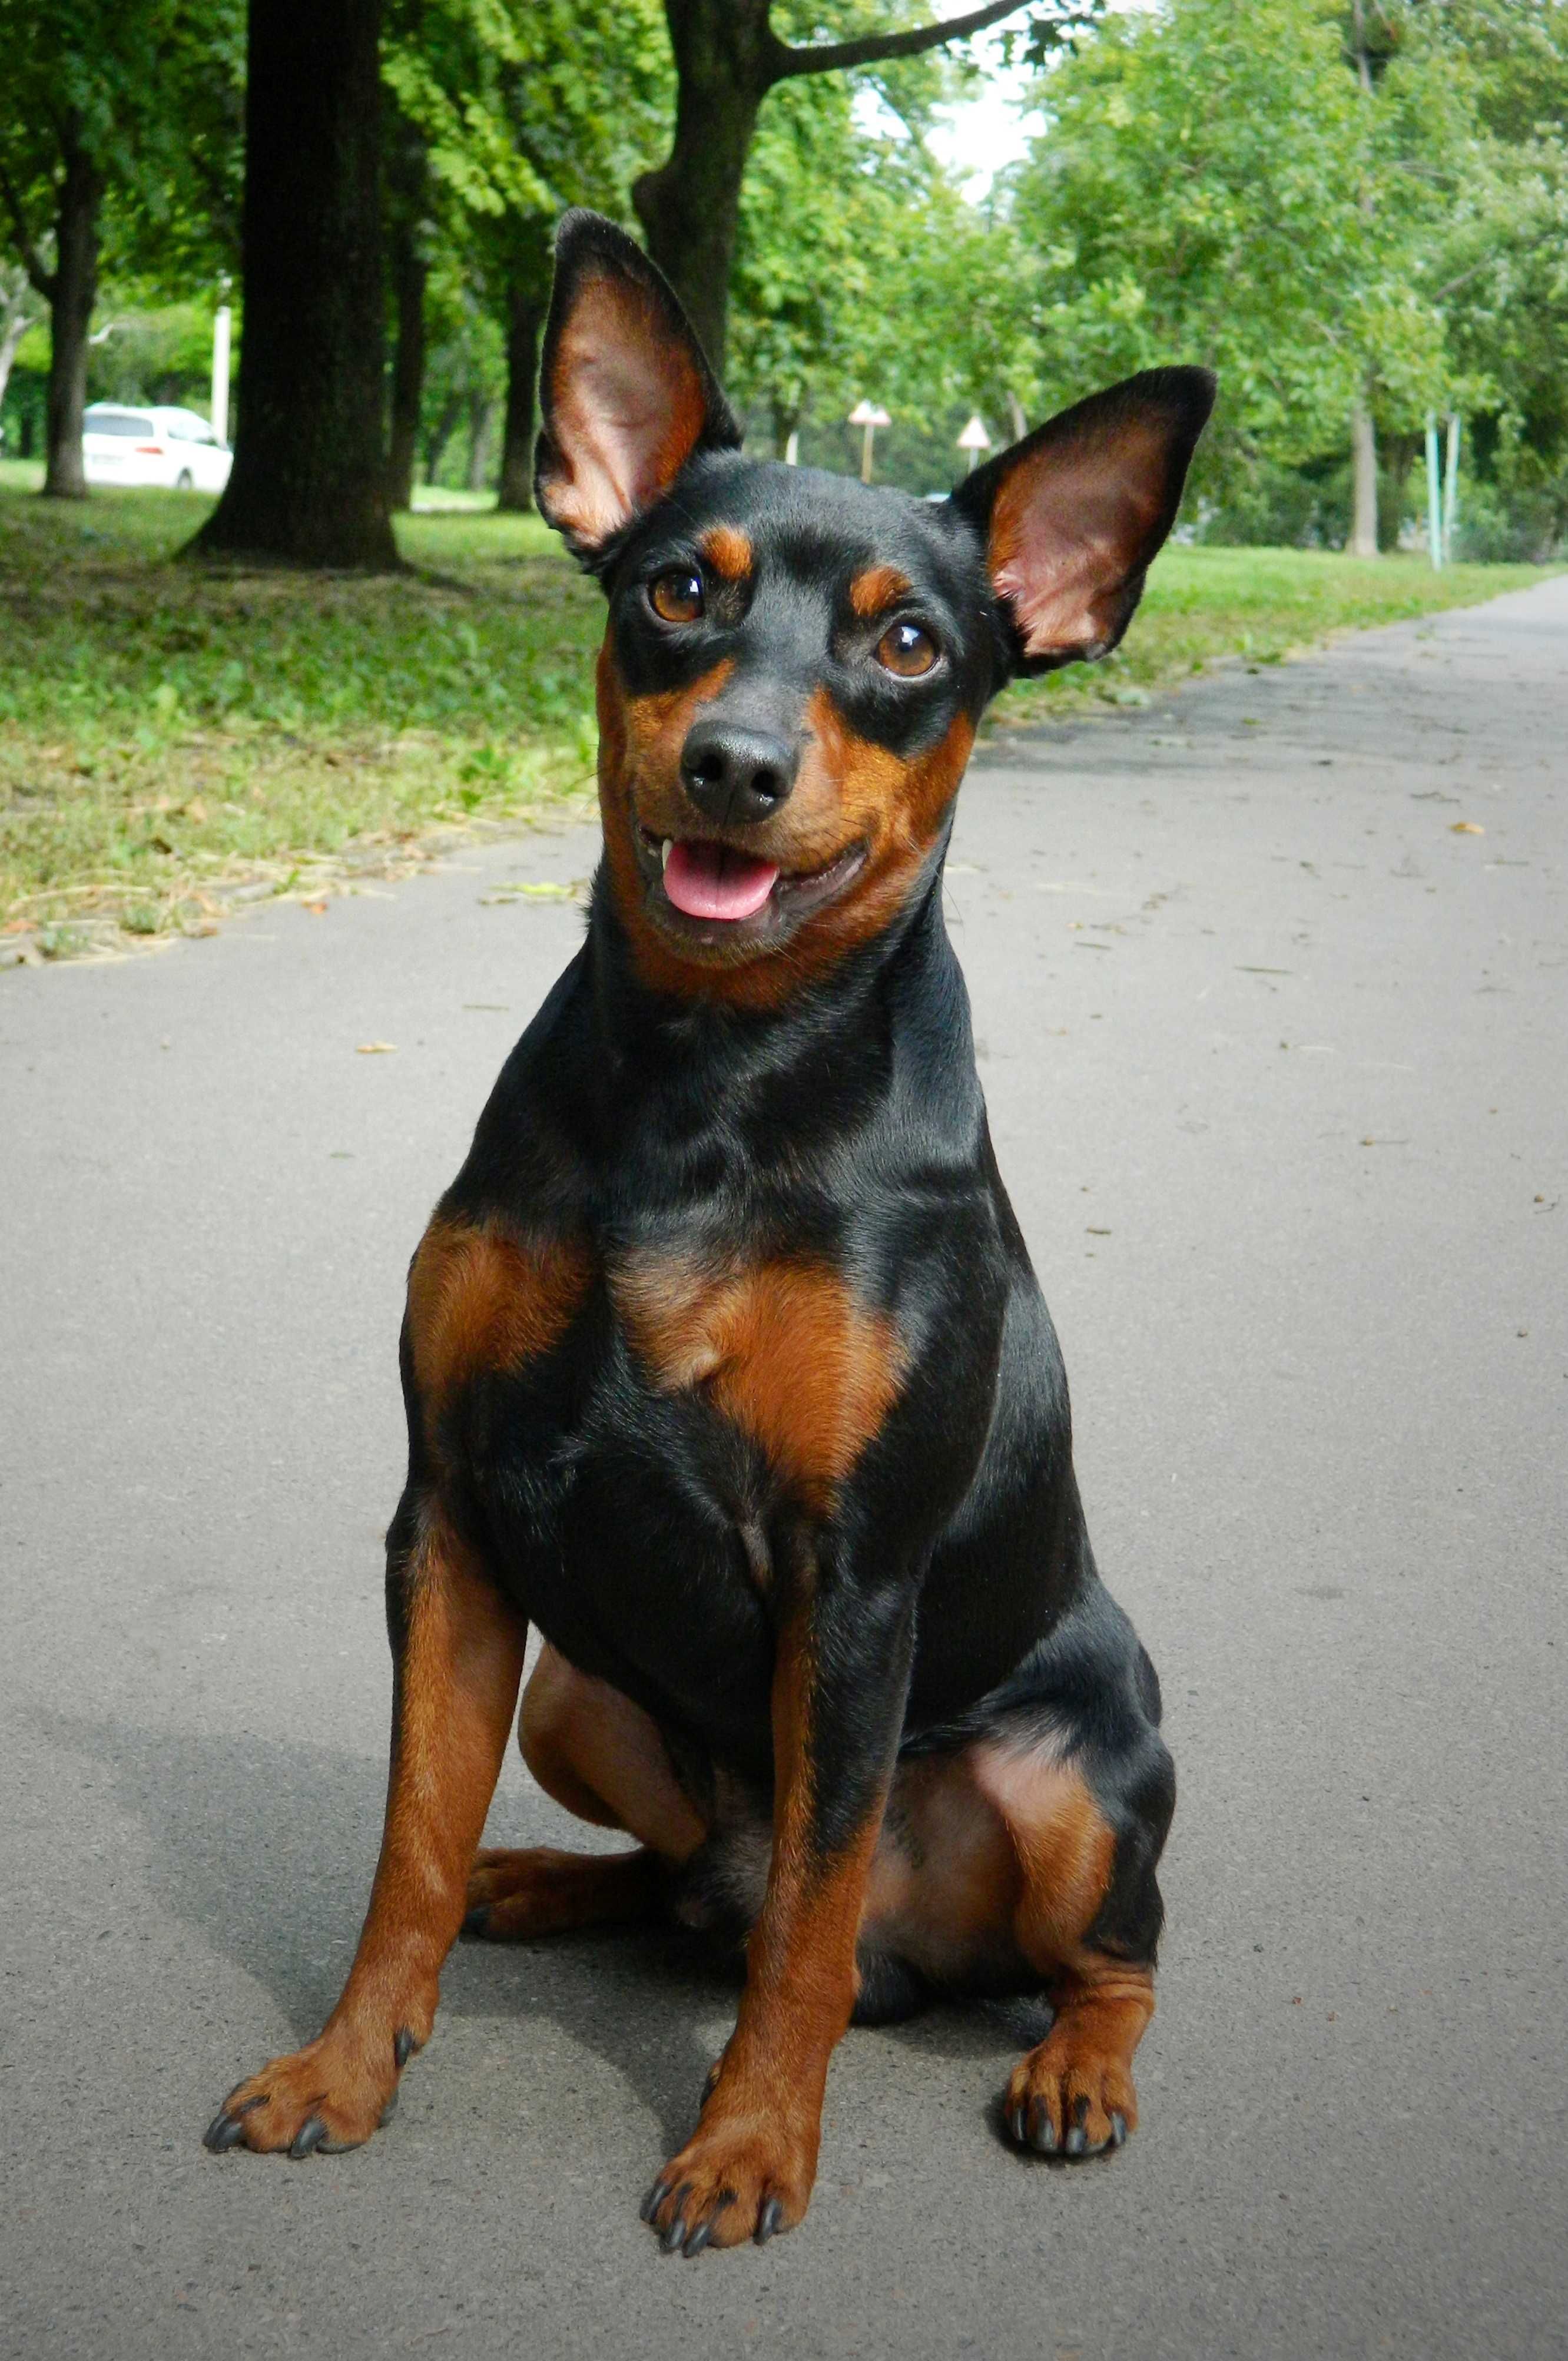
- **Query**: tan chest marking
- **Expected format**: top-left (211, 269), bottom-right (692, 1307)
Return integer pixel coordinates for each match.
top-left (407, 1219), bottom-right (591, 1419)
top-left (612, 1254), bottom-right (905, 1511)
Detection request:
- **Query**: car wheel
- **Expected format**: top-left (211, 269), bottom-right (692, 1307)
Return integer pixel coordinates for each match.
top-left (175, 469), bottom-right (194, 491)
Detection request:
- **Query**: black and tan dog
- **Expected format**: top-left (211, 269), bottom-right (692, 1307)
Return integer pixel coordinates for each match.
top-left (205, 211), bottom-right (1213, 2254)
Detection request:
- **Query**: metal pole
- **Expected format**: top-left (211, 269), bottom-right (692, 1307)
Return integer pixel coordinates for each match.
top-left (212, 304), bottom-right (231, 446)
top-left (1424, 414), bottom-right (1443, 570)
top-left (861, 420), bottom-right (874, 485)
top-left (1443, 415), bottom-right (1460, 561)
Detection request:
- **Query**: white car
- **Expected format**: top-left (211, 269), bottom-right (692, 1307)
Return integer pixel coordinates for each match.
top-left (81, 403), bottom-right (233, 492)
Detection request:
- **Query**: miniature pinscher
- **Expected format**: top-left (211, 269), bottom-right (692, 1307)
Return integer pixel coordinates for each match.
top-left (205, 210), bottom-right (1214, 2255)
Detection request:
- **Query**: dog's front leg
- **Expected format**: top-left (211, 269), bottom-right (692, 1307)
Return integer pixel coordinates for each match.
top-left (644, 1556), bottom-right (914, 2253)
top-left (205, 1496), bottom-right (525, 2156)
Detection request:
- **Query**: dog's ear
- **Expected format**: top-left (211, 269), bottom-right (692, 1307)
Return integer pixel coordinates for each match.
top-left (952, 367), bottom-right (1215, 676)
top-left (534, 210), bottom-right (742, 560)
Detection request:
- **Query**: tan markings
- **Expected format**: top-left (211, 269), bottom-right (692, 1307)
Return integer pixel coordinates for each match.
top-left (645, 1599), bottom-right (888, 2247)
top-left (614, 1253), bottom-right (904, 1511)
top-left (464, 1844), bottom-right (663, 1941)
top-left (518, 1643), bottom-right (707, 1860)
top-left (1003, 1964), bottom-right (1155, 2151)
top-left (406, 1219), bottom-right (590, 1420)
top-left (207, 1507), bottom-right (525, 2153)
top-left (971, 1740), bottom-right (1118, 1971)
top-left (848, 562), bottom-right (913, 619)
top-left (602, 656), bottom-right (975, 1010)
top-left (539, 271), bottom-right (710, 547)
top-left (698, 523), bottom-right (752, 580)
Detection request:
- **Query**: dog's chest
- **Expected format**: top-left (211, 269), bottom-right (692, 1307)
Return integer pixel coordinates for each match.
top-left (411, 1215), bottom-right (903, 1518)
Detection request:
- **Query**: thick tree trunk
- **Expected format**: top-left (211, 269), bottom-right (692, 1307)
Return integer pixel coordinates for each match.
top-left (1347, 396), bottom-right (1378, 558)
top-left (42, 141), bottom-right (102, 501)
top-left (633, 0), bottom-right (774, 372)
top-left (496, 230), bottom-right (551, 513)
top-left (386, 216), bottom-right (427, 512)
top-left (191, 0), bottom-right (397, 568)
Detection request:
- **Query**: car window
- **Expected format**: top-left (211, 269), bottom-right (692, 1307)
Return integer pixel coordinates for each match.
top-left (167, 412), bottom-right (216, 444)
top-left (85, 412), bottom-right (156, 439)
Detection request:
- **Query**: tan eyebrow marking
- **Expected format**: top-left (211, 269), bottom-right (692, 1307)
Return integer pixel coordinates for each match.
top-left (698, 525), bottom-right (753, 580)
top-left (848, 564), bottom-right (914, 619)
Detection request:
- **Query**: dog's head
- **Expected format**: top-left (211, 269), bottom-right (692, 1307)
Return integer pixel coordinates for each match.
top-left (537, 211), bottom-right (1214, 1009)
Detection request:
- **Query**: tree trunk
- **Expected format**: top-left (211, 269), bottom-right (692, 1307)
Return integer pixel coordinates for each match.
top-left (1347, 396), bottom-right (1378, 558)
top-left (42, 138), bottom-right (102, 501)
top-left (465, 394), bottom-right (495, 493)
top-left (190, 0), bottom-right (397, 568)
top-left (422, 391), bottom-right (462, 486)
top-left (632, 0), bottom-right (774, 373)
top-left (496, 228), bottom-right (551, 514)
top-left (386, 215), bottom-right (427, 512)
top-left (634, 0), bottom-right (1028, 375)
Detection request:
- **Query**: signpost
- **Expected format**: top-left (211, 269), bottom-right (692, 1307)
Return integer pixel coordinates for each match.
top-left (957, 414), bottom-right (992, 473)
top-left (848, 399), bottom-right (891, 485)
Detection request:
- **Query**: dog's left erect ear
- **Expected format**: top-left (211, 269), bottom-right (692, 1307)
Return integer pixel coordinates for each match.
top-left (534, 210), bottom-right (742, 561)
top-left (952, 367), bottom-right (1215, 676)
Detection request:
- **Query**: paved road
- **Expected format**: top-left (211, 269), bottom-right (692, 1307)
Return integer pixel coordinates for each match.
top-left (4, 579), bottom-right (1565, 2361)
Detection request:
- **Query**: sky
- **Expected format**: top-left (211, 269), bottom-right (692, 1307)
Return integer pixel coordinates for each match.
top-left (926, 29), bottom-right (1043, 194)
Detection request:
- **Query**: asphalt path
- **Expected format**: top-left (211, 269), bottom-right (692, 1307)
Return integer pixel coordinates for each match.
top-left (3, 578), bottom-right (1565, 2361)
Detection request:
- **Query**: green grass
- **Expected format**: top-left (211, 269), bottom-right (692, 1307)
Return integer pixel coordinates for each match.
top-left (1, 478), bottom-right (1557, 960)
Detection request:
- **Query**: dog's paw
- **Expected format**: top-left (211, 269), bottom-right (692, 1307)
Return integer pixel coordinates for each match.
top-left (203, 2024), bottom-right (415, 2158)
top-left (640, 2111), bottom-right (817, 2256)
top-left (1004, 2031), bottom-right (1136, 2160)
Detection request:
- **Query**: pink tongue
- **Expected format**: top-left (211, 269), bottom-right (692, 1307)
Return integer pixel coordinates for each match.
top-left (663, 838), bottom-right (780, 921)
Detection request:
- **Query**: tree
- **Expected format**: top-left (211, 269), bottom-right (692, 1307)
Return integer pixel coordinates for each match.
top-left (631, 0), bottom-right (1082, 371)
top-left (1009, 0), bottom-right (1457, 543)
top-left (190, 0), bottom-right (398, 567)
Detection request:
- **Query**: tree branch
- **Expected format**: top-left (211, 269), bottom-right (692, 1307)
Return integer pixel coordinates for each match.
top-left (0, 158), bottom-right (55, 299)
top-left (766, 0), bottom-right (1032, 84)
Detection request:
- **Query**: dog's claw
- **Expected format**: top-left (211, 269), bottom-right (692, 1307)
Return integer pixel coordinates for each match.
top-left (204, 2094), bottom-right (261, 2153)
top-left (640, 2180), bottom-right (669, 2225)
top-left (459, 1905), bottom-right (489, 1940)
top-left (1110, 2110), bottom-right (1127, 2148)
top-left (1065, 2125), bottom-right (1086, 2157)
top-left (1027, 2098), bottom-right (1058, 2154)
top-left (755, 2197), bottom-right (783, 2245)
top-left (379, 2091), bottom-right (399, 2128)
top-left (393, 2028), bottom-right (416, 2069)
top-left (290, 2115), bottom-right (329, 2158)
top-left (683, 2220), bottom-right (712, 2258)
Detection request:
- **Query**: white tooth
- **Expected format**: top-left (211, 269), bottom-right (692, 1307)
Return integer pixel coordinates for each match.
top-left (661, 838), bottom-right (673, 872)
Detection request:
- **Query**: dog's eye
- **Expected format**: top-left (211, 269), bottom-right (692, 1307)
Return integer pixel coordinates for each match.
top-left (648, 567), bottom-right (705, 624)
top-left (875, 621), bottom-right (937, 678)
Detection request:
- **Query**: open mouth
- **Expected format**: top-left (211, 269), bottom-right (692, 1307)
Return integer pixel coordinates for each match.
top-left (635, 828), bottom-right (866, 949)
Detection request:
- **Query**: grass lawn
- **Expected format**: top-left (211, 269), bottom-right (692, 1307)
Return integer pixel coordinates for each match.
top-left (1, 467), bottom-right (1556, 961)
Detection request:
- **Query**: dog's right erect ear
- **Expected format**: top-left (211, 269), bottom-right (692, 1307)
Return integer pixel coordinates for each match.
top-left (534, 211), bottom-right (742, 561)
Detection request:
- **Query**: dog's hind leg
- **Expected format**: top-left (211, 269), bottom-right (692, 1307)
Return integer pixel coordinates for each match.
top-left (204, 1500), bottom-right (526, 2156)
top-left (462, 1644), bottom-right (707, 1943)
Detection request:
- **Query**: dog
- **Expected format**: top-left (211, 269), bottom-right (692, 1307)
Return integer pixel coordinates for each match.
top-left (205, 209), bottom-right (1214, 2256)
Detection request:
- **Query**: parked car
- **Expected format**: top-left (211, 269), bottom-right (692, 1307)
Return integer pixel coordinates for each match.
top-left (81, 404), bottom-right (232, 492)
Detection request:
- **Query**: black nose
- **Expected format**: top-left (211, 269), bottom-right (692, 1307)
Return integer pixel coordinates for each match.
top-left (679, 719), bottom-right (798, 825)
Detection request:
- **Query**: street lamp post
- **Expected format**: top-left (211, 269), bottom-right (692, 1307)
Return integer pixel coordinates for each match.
top-left (957, 414), bottom-right (992, 475)
top-left (847, 399), bottom-right (891, 485)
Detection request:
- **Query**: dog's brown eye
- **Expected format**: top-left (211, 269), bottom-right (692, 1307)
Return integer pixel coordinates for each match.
top-left (648, 567), bottom-right (705, 624)
top-left (875, 621), bottom-right (937, 678)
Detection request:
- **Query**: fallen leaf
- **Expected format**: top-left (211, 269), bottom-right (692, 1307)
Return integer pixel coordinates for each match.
top-left (301, 899), bottom-right (329, 915)
top-left (1450, 821), bottom-right (1484, 835)
top-left (356, 1041), bottom-right (397, 1055)
top-left (1086, 1226), bottom-right (1112, 1236)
